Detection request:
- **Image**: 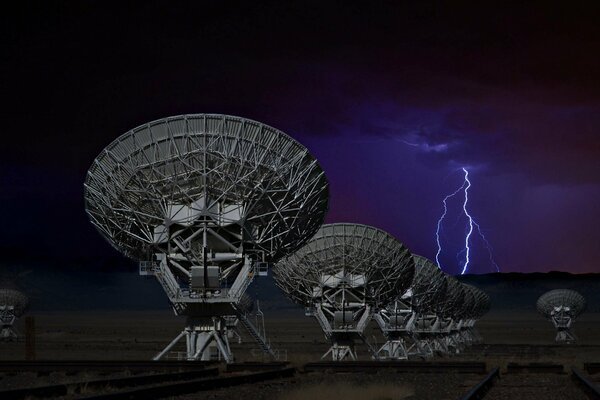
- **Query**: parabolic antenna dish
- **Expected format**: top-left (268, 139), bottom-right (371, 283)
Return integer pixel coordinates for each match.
top-left (274, 223), bottom-right (415, 307)
top-left (84, 114), bottom-right (329, 265)
top-left (537, 289), bottom-right (586, 318)
top-left (407, 255), bottom-right (447, 313)
top-left (459, 284), bottom-right (482, 320)
top-left (0, 289), bottom-right (29, 316)
top-left (468, 286), bottom-right (490, 319)
top-left (436, 275), bottom-right (465, 319)
top-left (84, 114), bottom-right (329, 362)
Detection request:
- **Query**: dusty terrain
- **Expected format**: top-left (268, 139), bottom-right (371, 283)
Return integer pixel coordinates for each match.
top-left (2, 310), bottom-right (600, 362)
top-left (1, 310), bottom-right (600, 399)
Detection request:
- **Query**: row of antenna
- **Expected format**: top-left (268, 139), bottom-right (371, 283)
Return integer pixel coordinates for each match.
top-left (48, 112), bottom-right (582, 361)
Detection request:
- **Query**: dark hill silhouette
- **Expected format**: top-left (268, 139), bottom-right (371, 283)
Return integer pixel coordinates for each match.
top-left (2, 262), bottom-right (599, 313)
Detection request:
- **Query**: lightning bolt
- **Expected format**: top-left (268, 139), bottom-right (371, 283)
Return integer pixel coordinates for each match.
top-left (435, 167), bottom-right (500, 274)
top-left (472, 220), bottom-right (501, 272)
top-left (460, 168), bottom-right (474, 274)
top-left (435, 179), bottom-right (466, 269)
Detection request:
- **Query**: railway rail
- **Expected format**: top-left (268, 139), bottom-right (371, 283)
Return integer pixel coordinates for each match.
top-left (0, 363), bottom-right (296, 400)
top-left (0, 360), bottom-right (215, 373)
top-left (0, 368), bottom-right (219, 400)
top-left (1, 360), bottom-right (599, 399)
top-left (572, 368), bottom-right (600, 399)
top-left (303, 360), bottom-right (488, 374)
top-left (77, 367), bottom-right (296, 400)
top-left (460, 363), bottom-right (600, 400)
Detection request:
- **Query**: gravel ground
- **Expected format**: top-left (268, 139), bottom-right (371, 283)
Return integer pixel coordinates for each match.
top-left (485, 373), bottom-right (588, 400)
top-left (174, 371), bottom-right (481, 400)
top-left (2, 311), bottom-right (600, 399)
top-left (0, 369), bottom-right (167, 391)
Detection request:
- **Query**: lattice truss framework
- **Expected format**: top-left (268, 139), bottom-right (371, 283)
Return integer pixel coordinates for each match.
top-left (375, 255), bottom-right (491, 359)
top-left (274, 223), bottom-right (415, 318)
top-left (537, 289), bottom-right (587, 319)
top-left (400, 255), bottom-right (448, 314)
top-left (0, 289), bottom-right (28, 341)
top-left (377, 255), bottom-right (447, 339)
top-left (84, 114), bottom-right (329, 284)
top-left (537, 289), bottom-right (586, 342)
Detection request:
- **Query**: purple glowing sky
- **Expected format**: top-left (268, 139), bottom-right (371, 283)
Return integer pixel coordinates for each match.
top-left (1, 2), bottom-right (599, 273)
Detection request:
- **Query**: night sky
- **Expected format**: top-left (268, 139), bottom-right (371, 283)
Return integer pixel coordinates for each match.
top-left (2, 1), bottom-right (599, 275)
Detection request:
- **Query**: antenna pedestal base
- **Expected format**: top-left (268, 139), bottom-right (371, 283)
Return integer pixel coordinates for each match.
top-left (0, 326), bottom-right (17, 341)
top-left (153, 317), bottom-right (233, 362)
top-left (555, 329), bottom-right (576, 343)
top-left (322, 341), bottom-right (357, 361)
top-left (0, 311), bottom-right (17, 341)
top-left (376, 340), bottom-right (410, 360)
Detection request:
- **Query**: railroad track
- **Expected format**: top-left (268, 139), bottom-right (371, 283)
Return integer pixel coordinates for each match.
top-left (0, 365), bottom-right (295, 400)
top-left (0, 360), bottom-right (215, 373)
top-left (0, 368), bottom-right (219, 400)
top-left (303, 360), bottom-right (488, 374)
top-left (460, 363), bottom-right (600, 400)
top-left (77, 368), bottom-right (296, 400)
top-left (1, 360), bottom-right (598, 399)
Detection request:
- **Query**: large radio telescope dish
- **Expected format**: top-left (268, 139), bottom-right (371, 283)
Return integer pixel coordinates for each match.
top-left (274, 223), bottom-right (414, 361)
top-left (436, 275), bottom-right (465, 319)
top-left (537, 289), bottom-right (586, 318)
top-left (408, 255), bottom-right (447, 313)
top-left (537, 289), bottom-right (586, 343)
top-left (84, 114), bottom-right (329, 362)
top-left (274, 223), bottom-right (415, 307)
top-left (84, 114), bottom-right (329, 264)
top-left (0, 289), bottom-right (28, 317)
top-left (457, 284), bottom-right (477, 320)
top-left (0, 288), bottom-right (29, 341)
top-left (467, 286), bottom-right (490, 319)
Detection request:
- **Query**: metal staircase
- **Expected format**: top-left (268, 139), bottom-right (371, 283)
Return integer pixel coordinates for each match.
top-left (236, 311), bottom-right (276, 358)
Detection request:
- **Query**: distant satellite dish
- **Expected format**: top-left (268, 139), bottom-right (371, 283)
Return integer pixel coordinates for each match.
top-left (274, 223), bottom-right (414, 361)
top-left (84, 114), bottom-right (329, 362)
top-left (372, 254), bottom-right (447, 360)
top-left (537, 289), bottom-right (586, 343)
top-left (0, 289), bottom-right (29, 341)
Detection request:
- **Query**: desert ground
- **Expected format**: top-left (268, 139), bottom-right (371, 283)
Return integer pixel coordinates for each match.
top-left (1, 310), bottom-right (600, 399)
top-left (2, 310), bottom-right (600, 363)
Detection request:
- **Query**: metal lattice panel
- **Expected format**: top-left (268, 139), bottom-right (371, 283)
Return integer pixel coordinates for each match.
top-left (459, 284), bottom-right (480, 320)
top-left (464, 285), bottom-right (490, 319)
top-left (0, 289), bottom-right (29, 316)
top-left (406, 255), bottom-right (448, 314)
top-left (436, 275), bottom-right (465, 319)
top-left (479, 291), bottom-right (491, 317)
top-left (273, 223), bottom-right (415, 307)
top-left (84, 114), bottom-right (329, 266)
top-left (537, 289), bottom-right (586, 318)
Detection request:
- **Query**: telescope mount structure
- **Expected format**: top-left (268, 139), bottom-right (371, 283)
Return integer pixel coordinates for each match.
top-left (537, 289), bottom-right (586, 343)
top-left (0, 289), bottom-right (29, 341)
top-left (274, 223), bottom-right (414, 361)
top-left (374, 255), bottom-right (448, 360)
top-left (85, 114), bottom-right (329, 362)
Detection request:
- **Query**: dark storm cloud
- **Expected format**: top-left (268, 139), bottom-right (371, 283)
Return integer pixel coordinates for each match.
top-left (354, 92), bottom-right (600, 184)
top-left (1, 1), bottom-right (599, 272)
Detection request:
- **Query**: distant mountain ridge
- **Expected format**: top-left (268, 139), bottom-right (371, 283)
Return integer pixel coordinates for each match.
top-left (457, 272), bottom-right (600, 312)
top-left (2, 263), bottom-right (599, 313)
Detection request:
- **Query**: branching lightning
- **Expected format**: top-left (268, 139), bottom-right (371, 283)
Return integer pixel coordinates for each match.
top-left (435, 167), bottom-right (500, 274)
top-left (435, 181), bottom-right (466, 268)
top-left (460, 168), bottom-right (474, 274)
